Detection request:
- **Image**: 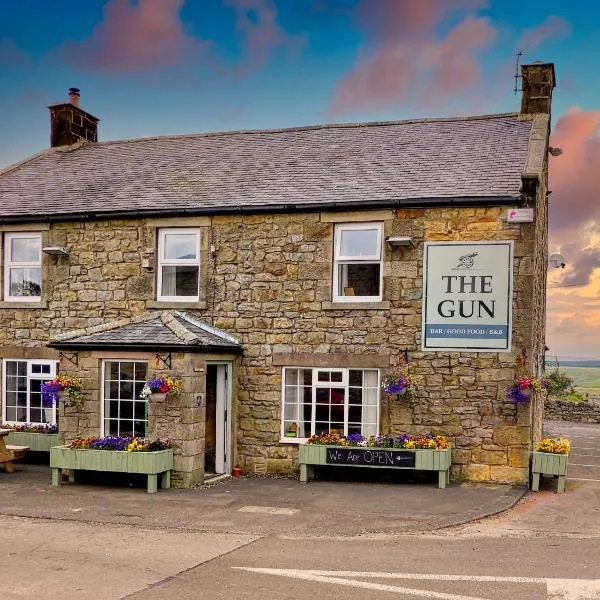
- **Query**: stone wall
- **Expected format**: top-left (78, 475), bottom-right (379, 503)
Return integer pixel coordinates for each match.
top-left (0, 204), bottom-right (545, 484)
top-left (544, 399), bottom-right (600, 424)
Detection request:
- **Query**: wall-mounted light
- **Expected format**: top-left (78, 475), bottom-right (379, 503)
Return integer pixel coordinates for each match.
top-left (548, 147), bottom-right (563, 157)
top-left (549, 253), bottom-right (566, 269)
top-left (386, 236), bottom-right (415, 248)
top-left (42, 246), bottom-right (69, 256)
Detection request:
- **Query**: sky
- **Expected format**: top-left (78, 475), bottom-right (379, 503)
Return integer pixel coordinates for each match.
top-left (1, 0), bottom-right (599, 361)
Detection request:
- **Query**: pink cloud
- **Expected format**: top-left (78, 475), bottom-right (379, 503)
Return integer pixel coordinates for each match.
top-left (549, 107), bottom-right (600, 241)
top-left (225, 0), bottom-right (303, 73)
top-left (329, 0), bottom-right (495, 115)
top-left (67, 0), bottom-right (206, 73)
top-left (546, 108), bottom-right (600, 357)
top-left (516, 15), bottom-right (571, 51)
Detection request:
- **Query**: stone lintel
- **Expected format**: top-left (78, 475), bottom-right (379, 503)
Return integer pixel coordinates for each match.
top-left (0, 223), bottom-right (50, 231)
top-left (144, 217), bottom-right (211, 227)
top-left (272, 353), bottom-right (391, 368)
top-left (322, 301), bottom-right (391, 310)
top-left (320, 210), bottom-right (393, 223)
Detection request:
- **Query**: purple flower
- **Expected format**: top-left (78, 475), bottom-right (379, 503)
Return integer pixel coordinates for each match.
top-left (507, 385), bottom-right (531, 405)
top-left (41, 380), bottom-right (62, 407)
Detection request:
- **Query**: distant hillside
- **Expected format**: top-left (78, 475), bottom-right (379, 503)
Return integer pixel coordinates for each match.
top-left (559, 360), bottom-right (600, 368)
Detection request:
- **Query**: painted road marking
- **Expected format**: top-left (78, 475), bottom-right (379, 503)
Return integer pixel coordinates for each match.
top-left (234, 568), bottom-right (600, 599)
top-left (238, 506), bottom-right (299, 515)
top-left (569, 477), bottom-right (600, 482)
top-left (569, 463), bottom-right (600, 468)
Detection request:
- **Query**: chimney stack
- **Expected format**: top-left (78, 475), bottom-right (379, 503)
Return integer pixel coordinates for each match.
top-left (520, 62), bottom-right (556, 115)
top-left (48, 88), bottom-right (99, 148)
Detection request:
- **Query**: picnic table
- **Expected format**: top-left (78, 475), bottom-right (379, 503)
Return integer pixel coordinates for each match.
top-left (0, 429), bottom-right (29, 473)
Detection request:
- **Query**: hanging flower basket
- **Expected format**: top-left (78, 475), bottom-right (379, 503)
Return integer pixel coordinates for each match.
top-left (506, 374), bottom-right (545, 405)
top-left (40, 374), bottom-right (84, 410)
top-left (140, 376), bottom-right (183, 401)
top-left (381, 368), bottom-right (415, 399)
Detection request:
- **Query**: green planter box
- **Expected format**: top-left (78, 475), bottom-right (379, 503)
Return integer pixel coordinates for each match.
top-left (6, 431), bottom-right (60, 452)
top-left (50, 446), bottom-right (174, 493)
top-left (298, 445), bottom-right (452, 489)
top-left (531, 451), bottom-right (568, 493)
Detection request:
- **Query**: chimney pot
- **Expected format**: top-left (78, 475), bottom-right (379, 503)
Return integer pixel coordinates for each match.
top-left (68, 87), bottom-right (80, 106)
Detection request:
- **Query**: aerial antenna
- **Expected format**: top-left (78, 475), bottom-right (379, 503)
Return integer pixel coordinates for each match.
top-left (514, 49), bottom-right (524, 94)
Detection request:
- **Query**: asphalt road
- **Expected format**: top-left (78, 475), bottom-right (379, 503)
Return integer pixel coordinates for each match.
top-left (2, 419), bottom-right (600, 600)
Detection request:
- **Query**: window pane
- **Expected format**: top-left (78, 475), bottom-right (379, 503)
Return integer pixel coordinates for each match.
top-left (134, 362), bottom-right (147, 380)
top-left (339, 228), bottom-right (379, 257)
top-left (11, 237), bottom-right (40, 262)
top-left (163, 233), bottom-right (198, 260)
top-left (9, 268), bottom-right (41, 297)
top-left (285, 369), bottom-right (298, 386)
top-left (162, 266), bottom-right (199, 297)
top-left (338, 263), bottom-right (380, 297)
top-left (120, 362), bottom-right (134, 381)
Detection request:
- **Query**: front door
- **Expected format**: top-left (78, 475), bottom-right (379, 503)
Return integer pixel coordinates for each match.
top-left (205, 363), bottom-right (231, 475)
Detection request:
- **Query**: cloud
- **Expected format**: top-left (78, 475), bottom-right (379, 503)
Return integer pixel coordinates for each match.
top-left (549, 107), bottom-right (600, 241)
top-left (329, 0), bottom-right (495, 115)
top-left (64, 0), bottom-right (207, 73)
top-left (0, 38), bottom-right (31, 68)
top-left (556, 246), bottom-right (600, 287)
top-left (225, 0), bottom-right (304, 73)
top-left (516, 15), bottom-right (571, 51)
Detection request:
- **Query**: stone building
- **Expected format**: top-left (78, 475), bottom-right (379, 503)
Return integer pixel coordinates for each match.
top-left (0, 63), bottom-right (555, 487)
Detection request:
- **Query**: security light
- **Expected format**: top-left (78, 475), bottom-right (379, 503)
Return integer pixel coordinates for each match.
top-left (549, 253), bottom-right (565, 269)
top-left (42, 246), bottom-right (69, 256)
top-left (386, 236), bottom-right (415, 248)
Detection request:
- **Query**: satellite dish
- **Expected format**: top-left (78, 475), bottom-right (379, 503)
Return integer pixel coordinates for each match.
top-left (549, 253), bottom-right (565, 269)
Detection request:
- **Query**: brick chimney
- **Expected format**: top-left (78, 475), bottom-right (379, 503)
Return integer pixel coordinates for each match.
top-left (520, 62), bottom-right (556, 115)
top-left (48, 88), bottom-right (99, 148)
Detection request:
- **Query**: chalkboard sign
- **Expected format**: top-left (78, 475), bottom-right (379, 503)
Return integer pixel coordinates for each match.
top-left (325, 447), bottom-right (416, 468)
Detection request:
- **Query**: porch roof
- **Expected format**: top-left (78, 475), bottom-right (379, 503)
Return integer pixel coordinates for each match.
top-left (49, 311), bottom-right (242, 353)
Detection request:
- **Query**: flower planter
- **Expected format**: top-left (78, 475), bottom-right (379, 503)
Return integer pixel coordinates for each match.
top-left (531, 451), bottom-right (568, 493)
top-left (50, 446), bottom-right (174, 493)
top-left (149, 392), bottom-right (167, 402)
top-left (299, 445), bottom-right (452, 489)
top-left (6, 431), bottom-right (60, 452)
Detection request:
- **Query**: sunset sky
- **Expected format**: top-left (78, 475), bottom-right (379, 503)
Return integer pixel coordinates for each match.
top-left (1, 0), bottom-right (599, 360)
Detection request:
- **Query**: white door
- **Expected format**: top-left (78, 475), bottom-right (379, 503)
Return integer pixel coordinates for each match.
top-left (213, 363), bottom-right (231, 474)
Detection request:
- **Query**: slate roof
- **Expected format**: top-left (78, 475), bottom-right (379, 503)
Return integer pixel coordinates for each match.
top-left (50, 311), bottom-right (241, 352)
top-left (0, 114), bottom-right (534, 220)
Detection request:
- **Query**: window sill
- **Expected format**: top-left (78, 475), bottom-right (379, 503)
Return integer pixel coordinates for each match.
top-left (146, 300), bottom-right (207, 310)
top-left (0, 300), bottom-right (47, 309)
top-left (280, 437), bottom-right (308, 445)
top-left (322, 301), bottom-right (390, 310)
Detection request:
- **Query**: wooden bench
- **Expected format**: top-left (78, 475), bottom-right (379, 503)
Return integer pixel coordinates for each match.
top-left (299, 445), bottom-right (452, 489)
top-left (0, 429), bottom-right (29, 473)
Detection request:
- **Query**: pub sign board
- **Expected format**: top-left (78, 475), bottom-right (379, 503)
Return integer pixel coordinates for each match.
top-left (326, 447), bottom-right (416, 468)
top-left (422, 241), bottom-right (513, 352)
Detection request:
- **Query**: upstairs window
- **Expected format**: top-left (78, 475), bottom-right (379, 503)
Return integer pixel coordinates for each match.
top-left (157, 229), bottom-right (200, 301)
top-left (333, 223), bottom-right (383, 302)
top-left (4, 233), bottom-right (42, 301)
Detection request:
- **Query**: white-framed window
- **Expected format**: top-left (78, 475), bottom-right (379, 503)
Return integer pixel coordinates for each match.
top-left (157, 228), bottom-right (200, 301)
top-left (4, 232), bottom-right (42, 301)
top-left (2, 359), bottom-right (58, 424)
top-left (101, 360), bottom-right (148, 437)
top-left (332, 223), bottom-right (383, 302)
top-left (281, 367), bottom-right (379, 441)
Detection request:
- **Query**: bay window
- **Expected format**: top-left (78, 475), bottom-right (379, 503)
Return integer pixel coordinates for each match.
top-left (281, 367), bottom-right (379, 441)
